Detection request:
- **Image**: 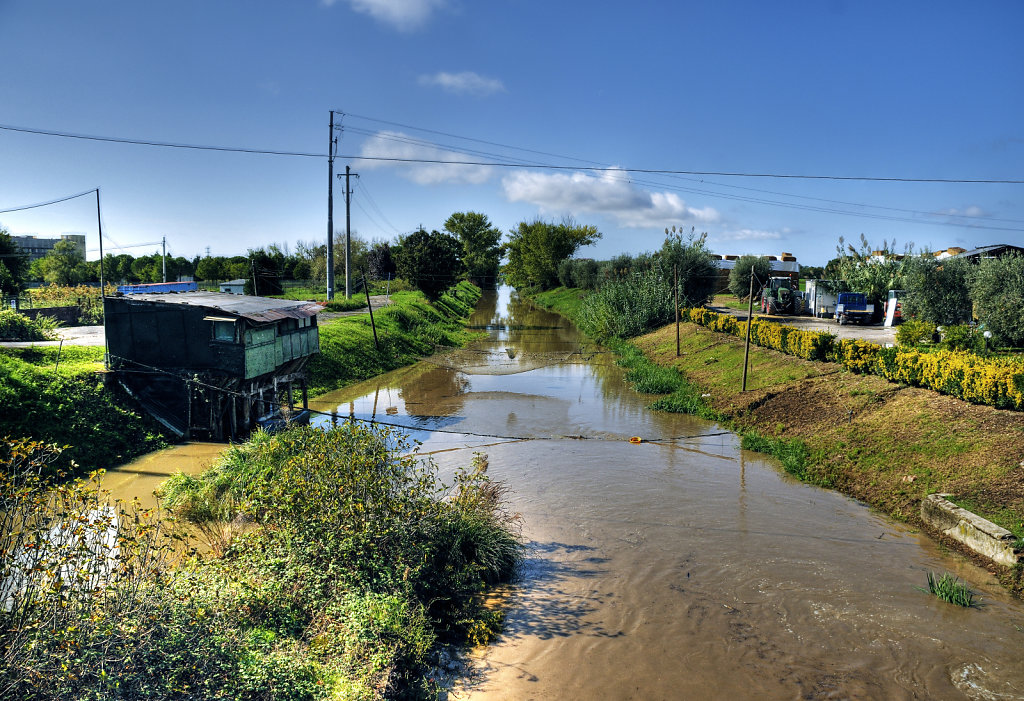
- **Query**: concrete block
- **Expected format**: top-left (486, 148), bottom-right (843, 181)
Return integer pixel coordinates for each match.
top-left (921, 494), bottom-right (1021, 568)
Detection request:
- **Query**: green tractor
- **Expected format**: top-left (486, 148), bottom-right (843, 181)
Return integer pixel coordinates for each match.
top-left (759, 277), bottom-right (800, 315)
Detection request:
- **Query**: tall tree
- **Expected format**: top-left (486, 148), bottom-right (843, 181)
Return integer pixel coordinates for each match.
top-left (0, 227), bottom-right (29, 296)
top-left (728, 254), bottom-right (774, 300)
top-left (444, 211), bottom-right (502, 289)
top-left (902, 255), bottom-right (973, 325)
top-left (971, 253), bottom-right (1024, 346)
top-left (35, 238), bottom-right (90, 286)
top-left (394, 228), bottom-right (463, 300)
top-left (502, 218), bottom-right (601, 290)
top-left (657, 229), bottom-right (720, 306)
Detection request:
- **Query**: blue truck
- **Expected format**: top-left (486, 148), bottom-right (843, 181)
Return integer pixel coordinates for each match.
top-left (834, 292), bottom-right (874, 325)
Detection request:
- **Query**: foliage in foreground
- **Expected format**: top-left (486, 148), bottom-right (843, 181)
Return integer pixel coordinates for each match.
top-left (3, 425), bottom-right (521, 700)
top-left (0, 309), bottom-right (59, 341)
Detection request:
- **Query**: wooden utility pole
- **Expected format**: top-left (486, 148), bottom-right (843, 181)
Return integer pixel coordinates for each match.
top-left (327, 110), bottom-right (336, 301)
top-left (742, 268), bottom-right (755, 391)
top-left (161, 236), bottom-right (167, 283)
top-left (674, 264), bottom-right (680, 357)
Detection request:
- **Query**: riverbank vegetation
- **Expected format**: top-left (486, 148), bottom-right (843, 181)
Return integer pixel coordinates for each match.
top-left (2, 424), bottom-right (521, 700)
top-left (0, 346), bottom-right (167, 474)
top-left (533, 286), bottom-right (1024, 596)
top-left (308, 281), bottom-right (482, 395)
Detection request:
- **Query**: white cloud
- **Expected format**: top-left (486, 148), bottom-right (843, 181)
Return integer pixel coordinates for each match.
top-left (711, 228), bottom-right (784, 242)
top-left (355, 130), bottom-right (494, 185)
top-left (324, 0), bottom-right (444, 32)
top-left (418, 71), bottom-right (506, 96)
top-left (501, 168), bottom-right (719, 228)
top-left (937, 205), bottom-right (988, 218)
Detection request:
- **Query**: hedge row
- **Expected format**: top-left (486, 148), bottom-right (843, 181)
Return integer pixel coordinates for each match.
top-left (685, 307), bottom-right (1024, 410)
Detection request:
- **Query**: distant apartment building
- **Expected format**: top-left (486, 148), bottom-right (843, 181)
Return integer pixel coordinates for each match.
top-left (12, 233), bottom-right (86, 262)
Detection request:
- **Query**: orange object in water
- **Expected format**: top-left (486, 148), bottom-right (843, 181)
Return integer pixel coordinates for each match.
top-left (629, 436), bottom-right (643, 444)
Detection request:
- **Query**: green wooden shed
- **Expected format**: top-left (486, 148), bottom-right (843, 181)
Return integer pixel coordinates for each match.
top-left (104, 291), bottom-right (320, 440)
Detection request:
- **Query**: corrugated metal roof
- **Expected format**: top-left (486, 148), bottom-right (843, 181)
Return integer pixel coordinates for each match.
top-left (119, 291), bottom-right (320, 322)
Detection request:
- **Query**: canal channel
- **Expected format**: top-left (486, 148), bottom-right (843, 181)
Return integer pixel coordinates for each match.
top-left (115, 287), bottom-right (1024, 699)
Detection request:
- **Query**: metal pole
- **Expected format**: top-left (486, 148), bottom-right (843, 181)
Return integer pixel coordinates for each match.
top-left (742, 268), bottom-right (755, 391)
top-left (162, 236), bottom-right (167, 282)
top-left (674, 263), bottom-right (680, 357)
top-left (345, 165), bottom-right (352, 298)
top-left (327, 111), bottom-right (336, 301)
top-left (96, 188), bottom-right (108, 370)
top-left (362, 267), bottom-right (379, 350)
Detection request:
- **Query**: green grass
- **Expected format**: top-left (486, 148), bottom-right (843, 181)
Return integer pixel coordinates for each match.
top-left (308, 282), bottom-right (483, 395)
top-left (945, 497), bottom-right (1024, 541)
top-left (0, 347), bottom-right (167, 474)
top-left (321, 297), bottom-right (367, 312)
top-left (920, 571), bottom-right (975, 607)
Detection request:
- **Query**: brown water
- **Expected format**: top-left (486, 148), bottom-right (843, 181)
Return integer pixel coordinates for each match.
top-left (111, 288), bottom-right (1024, 699)
top-left (310, 288), bottom-right (1024, 701)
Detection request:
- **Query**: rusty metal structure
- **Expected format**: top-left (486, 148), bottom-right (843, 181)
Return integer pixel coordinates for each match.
top-left (104, 291), bottom-right (320, 440)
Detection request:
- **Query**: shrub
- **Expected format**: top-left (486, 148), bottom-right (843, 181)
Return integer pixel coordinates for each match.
top-left (971, 253), bottom-right (1024, 347)
top-left (0, 309), bottom-right (59, 341)
top-left (896, 319), bottom-right (936, 347)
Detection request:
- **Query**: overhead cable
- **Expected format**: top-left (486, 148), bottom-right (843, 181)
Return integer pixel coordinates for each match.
top-left (2, 123), bottom-right (1021, 184)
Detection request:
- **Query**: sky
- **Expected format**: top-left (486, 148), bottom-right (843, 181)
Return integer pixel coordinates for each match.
top-left (1, 0), bottom-right (1022, 266)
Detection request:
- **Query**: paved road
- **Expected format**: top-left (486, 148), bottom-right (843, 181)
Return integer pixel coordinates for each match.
top-left (706, 305), bottom-right (899, 345)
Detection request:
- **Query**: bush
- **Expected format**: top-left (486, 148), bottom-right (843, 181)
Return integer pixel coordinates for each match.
top-left (896, 319), bottom-right (936, 347)
top-left (971, 253), bottom-right (1024, 347)
top-left (728, 255), bottom-right (773, 299)
top-left (0, 308), bottom-right (59, 341)
top-left (576, 269), bottom-right (675, 341)
top-left (683, 306), bottom-right (1024, 411)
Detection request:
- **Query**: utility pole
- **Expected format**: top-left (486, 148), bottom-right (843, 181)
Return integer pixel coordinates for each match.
top-left (674, 264), bottom-right (680, 357)
top-left (344, 165), bottom-right (353, 298)
top-left (161, 236), bottom-right (167, 283)
top-left (327, 110), bottom-right (337, 301)
top-left (742, 268), bottom-right (755, 391)
top-left (95, 188), bottom-right (108, 370)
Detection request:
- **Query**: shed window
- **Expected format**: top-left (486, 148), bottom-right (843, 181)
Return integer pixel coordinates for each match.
top-left (213, 321), bottom-right (235, 342)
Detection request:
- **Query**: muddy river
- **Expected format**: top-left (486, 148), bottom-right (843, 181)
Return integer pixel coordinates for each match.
top-left (114, 287), bottom-right (1024, 699)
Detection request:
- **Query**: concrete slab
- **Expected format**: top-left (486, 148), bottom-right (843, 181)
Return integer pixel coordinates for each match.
top-left (921, 493), bottom-right (1021, 568)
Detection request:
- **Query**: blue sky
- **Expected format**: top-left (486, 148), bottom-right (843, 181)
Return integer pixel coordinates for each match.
top-left (1, 0), bottom-right (1021, 266)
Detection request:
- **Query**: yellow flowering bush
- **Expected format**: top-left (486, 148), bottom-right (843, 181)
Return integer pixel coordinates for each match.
top-left (683, 307), bottom-right (1024, 411)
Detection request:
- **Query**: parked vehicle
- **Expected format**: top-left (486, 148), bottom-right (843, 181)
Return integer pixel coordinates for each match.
top-left (884, 289), bottom-right (905, 326)
top-left (834, 292), bottom-right (874, 325)
top-left (804, 279), bottom-right (841, 318)
top-left (760, 277), bottom-right (799, 315)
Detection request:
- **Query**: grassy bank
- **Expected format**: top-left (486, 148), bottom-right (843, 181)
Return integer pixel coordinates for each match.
top-left (0, 283), bottom-right (482, 476)
top-left (534, 287), bottom-right (1024, 594)
top-left (3, 424), bottom-right (521, 700)
top-left (308, 281), bottom-right (483, 395)
top-left (0, 345), bottom-right (168, 474)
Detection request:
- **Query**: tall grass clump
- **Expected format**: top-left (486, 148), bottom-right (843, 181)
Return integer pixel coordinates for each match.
top-left (577, 269), bottom-right (675, 341)
top-left (920, 571), bottom-right (975, 607)
top-left (159, 424), bottom-right (522, 698)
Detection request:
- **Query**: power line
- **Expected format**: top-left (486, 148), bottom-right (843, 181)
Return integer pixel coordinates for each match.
top-left (3, 122), bottom-right (1021, 184)
top-left (0, 188), bottom-right (96, 214)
